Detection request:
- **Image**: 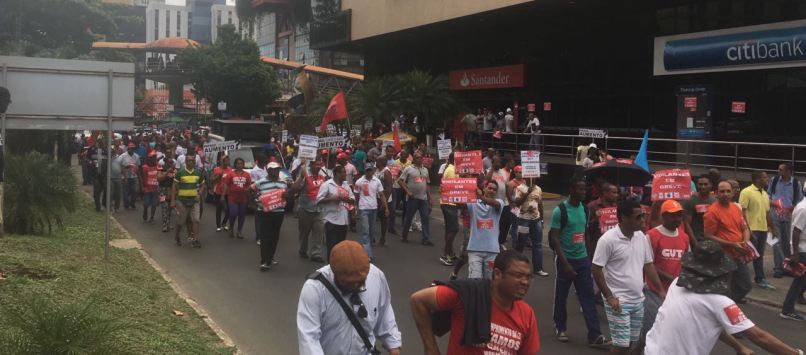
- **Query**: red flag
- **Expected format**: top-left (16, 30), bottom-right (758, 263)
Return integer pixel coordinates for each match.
top-left (392, 122), bottom-right (402, 152)
top-left (320, 91), bottom-right (348, 133)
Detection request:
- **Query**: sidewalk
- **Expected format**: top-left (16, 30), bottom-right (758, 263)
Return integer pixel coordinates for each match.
top-left (745, 245), bottom-right (806, 314)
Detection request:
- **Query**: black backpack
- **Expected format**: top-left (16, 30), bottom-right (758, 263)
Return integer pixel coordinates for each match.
top-left (550, 200), bottom-right (589, 251)
top-left (770, 175), bottom-right (800, 203)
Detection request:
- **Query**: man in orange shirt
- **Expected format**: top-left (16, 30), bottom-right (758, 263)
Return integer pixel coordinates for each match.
top-left (704, 181), bottom-right (753, 302)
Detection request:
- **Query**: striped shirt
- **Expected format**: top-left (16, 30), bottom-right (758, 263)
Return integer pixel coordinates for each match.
top-left (254, 178), bottom-right (289, 213)
top-left (175, 168), bottom-right (203, 199)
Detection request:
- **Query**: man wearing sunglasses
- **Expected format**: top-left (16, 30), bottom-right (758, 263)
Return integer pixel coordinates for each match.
top-left (297, 240), bottom-right (402, 355)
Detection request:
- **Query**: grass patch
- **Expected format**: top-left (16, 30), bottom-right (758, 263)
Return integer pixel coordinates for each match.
top-left (0, 196), bottom-right (235, 355)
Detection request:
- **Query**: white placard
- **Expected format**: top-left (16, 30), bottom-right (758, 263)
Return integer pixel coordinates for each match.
top-left (299, 134), bottom-right (319, 147)
top-left (578, 128), bottom-right (607, 138)
top-left (318, 136), bottom-right (346, 149)
top-left (437, 139), bottom-right (452, 160)
top-left (217, 101), bottom-right (227, 111)
top-left (281, 130), bottom-right (288, 143)
top-left (203, 140), bottom-right (240, 154)
top-left (520, 150), bottom-right (541, 178)
top-left (298, 145), bottom-right (318, 160)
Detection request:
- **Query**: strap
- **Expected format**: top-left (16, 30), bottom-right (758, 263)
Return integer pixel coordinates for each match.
top-left (312, 273), bottom-right (378, 354)
top-left (559, 201), bottom-right (568, 230)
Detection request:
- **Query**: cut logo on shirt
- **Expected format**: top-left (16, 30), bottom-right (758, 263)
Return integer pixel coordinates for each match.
top-left (572, 233), bottom-right (585, 244)
top-left (723, 304), bottom-right (747, 325)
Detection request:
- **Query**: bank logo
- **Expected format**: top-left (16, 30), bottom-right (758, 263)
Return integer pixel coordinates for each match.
top-left (460, 73), bottom-right (470, 87)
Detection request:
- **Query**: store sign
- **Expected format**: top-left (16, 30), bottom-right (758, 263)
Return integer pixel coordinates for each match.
top-left (655, 20), bottom-right (806, 75)
top-left (449, 64), bottom-right (525, 90)
top-left (527, 103), bottom-right (536, 112)
top-left (731, 101), bottom-right (746, 113)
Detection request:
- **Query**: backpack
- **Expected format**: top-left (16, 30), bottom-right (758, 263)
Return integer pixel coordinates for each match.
top-left (558, 200), bottom-right (589, 233)
top-left (770, 175), bottom-right (801, 204)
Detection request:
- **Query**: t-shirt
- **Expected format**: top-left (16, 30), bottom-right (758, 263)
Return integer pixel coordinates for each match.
top-left (515, 184), bottom-right (542, 220)
top-left (435, 286), bottom-right (540, 355)
top-left (316, 179), bottom-right (353, 225)
top-left (739, 185), bottom-right (771, 232)
top-left (592, 227), bottom-right (654, 303)
top-left (224, 170), bottom-right (252, 204)
top-left (644, 281), bottom-right (754, 355)
top-left (703, 202), bottom-right (746, 259)
top-left (791, 200), bottom-right (806, 252)
top-left (682, 194), bottom-right (716, 240)
top-left (141, 164), bottom-right (160, 193)
top-left (391, 159), bottom-right (409, 189)
top-left (354, 176), bottom-right (384, 210)
top-left (212, 166), bottom-right (233, 195)
top-left (482, 157), bottom-right (493, 172)
top-left (549, 201), bottom-right (588, 260)
top-left (646, 225), bottom-right (690, 294)
top-left (467, 199), bottom-right (505, 253)
top-left (344, 162), bottom-right (359, 186)
top-left (492, 169), bottom-right (510, 206)
top-left (352, 150), bottom-right (367, 173)
top-left (504, 114), bottom-right (514, 133)
top-left (299, 171), bottom-right (327, 213)
top-left (119, 152), bottom-right (140, 179)
top-left (400, 165), bottom-right (430, 201)
top-left (174, 168), bottom-right (203, 200)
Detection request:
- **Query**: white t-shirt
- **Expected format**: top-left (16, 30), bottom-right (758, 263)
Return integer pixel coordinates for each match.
top-left (592, 227), bottom-right (654, 303)
top-left (791, 199), bottom-right (806, 252)
top-left (504, 114), bottom-right (514, 133)
top-left (354, 176), bottom-right (384, 210)
top-left (644, 279), bottom-right (755, 355)
top-left (527, 117), bottom-right (541, 133)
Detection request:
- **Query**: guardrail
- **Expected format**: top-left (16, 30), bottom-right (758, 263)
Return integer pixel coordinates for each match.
top-left (475, 131), bottom-right (806, 176)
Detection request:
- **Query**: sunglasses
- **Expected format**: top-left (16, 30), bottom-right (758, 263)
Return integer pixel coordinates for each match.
top-left (349, 293), bottom-right (368, 318)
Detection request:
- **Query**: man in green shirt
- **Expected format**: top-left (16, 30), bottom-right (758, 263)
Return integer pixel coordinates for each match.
top-left (352, 144), bottom-right (368, 174)
top-left (549, 178), bottom-right (609, 347)
top-left (682, 174), bottom-right (716, 244)
top-left (171, 155), bottom-right (206, 248)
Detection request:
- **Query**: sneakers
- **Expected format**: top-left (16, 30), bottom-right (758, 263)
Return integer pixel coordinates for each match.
top-left (216, 227), bottom-right (222, 232)
top-left (534, 270), bottom-right (549, 277)
top-left (422, 240), bottom-right (435, 246)
top-left (773, 271), bottom-right (784, 278)
top-left (556, 330), bottom-right (569, 343)
top-left (223, 225), bottom-right (229, 231)
top-left (588, 335), bottom-right (611, 348)
top-left (439, 255), bottom-right (456, 266)
top-left (191, 240), bottom-right (202, 248)
top-left (756, 280), bottom-right (777, 290)
top-left (260, 263), bottom-right (271, 272)
top-left (780, 312), bottom-right (805, 321)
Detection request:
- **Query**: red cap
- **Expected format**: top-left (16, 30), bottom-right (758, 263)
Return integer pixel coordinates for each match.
top-left (148, 151), bottom-right (157, 157)
top-left (514, 165), bottom-right (522, 172)
top-left (345, 149), bottom-right (352, 154)
top-left (128, 143), bottom-right (136, 148)
top-left (661, 200), bottom-right (683, 214)
top-left (337, 153), bottom-right (348, 159)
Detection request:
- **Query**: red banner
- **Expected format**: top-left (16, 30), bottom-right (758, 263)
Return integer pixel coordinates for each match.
top-left (259, 189), bottom-right (287, 211)
top-left (440, 178), bottom-right (478, 204)
top-left (449, 64), bottom-right (525, 91)
top-left (527, 103), bottom-right (536, 112)
top-left (543, 102), bottom-right (552, 111)
top-left (731, 101), bottom-right (746, 113)
top-left (455, 150), bottom-right (483, 174)
top-left (651, 169), bottom-right (692, 201)
top-left (597, 207), bottom-right (619, 234)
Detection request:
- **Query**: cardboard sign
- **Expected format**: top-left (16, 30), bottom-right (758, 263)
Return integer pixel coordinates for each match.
top-left (520, 151), bottom-right (541, 178)
top-left (440, 178), bottom-right (478, 204)
top-left (299, 134), bottom-right (319, 147)
top-left (259, 189), bottom-right (287, 211)
top-left (203, 140), bottom-right (239, 154)
top-left (455, 150), bottom-right (483, 174)
top-left (298, 145), bottom-right (317, 160)
top-left (543, 102), bottom-right (552, 111)
top-left (318, 136), bottom-right (346, 149)
top-left (437, 139), bottom-right (452, 160)
top-left (578, 128), bottom-right (607, 138)
top-left (731, 101), bottom-right (746, 113)
top-left (651, 169), bottom-right (692, 201)
top-left (597, 207), bottom-right (619, 234)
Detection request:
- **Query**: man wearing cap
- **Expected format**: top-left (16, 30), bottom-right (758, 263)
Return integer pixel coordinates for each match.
top-left (253, 161), bottom-right (295, 270)
top-left (504, 108), bottom-right (514, 133)
top-left (119, 143), bottom-right (141, 210)
top-left (140, 152), bottom-right (160, 223)
top-left (639, 199), bottom-right (690, 349)
top-left (354, 165), bottom-right (389, 259)
top-left (317, 165), bottom-right (356, 261)
top-left (645, 241), bottom-right (802, 355)
top-left (294, 160), bottom-right (328, 262)
top-left (297, 240), bottom-right (402, 355)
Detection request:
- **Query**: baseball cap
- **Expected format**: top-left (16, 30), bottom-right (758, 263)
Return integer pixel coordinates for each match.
top-left (514, 165), bottom-right (522, 172)
top-left (336, 148), bottom-right (344, 154)
top-left (127, 143), bottom-right (136, 148)
top-left (337, 152), bottom-right (348, 159)
top-left (148, 151), bottom-right (157, 157)
top-left (661, 199), bottom-right (683, 214)
top-left (267, 162), bottom-right (281, 169)
top-left (589, 143), bottom-right (598, 149)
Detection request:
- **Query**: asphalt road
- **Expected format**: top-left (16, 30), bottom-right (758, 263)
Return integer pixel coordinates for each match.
top-left (91, 186), bottom-right (804, 355)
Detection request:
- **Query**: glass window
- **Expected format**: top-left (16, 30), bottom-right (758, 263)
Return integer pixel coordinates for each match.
top-left (166, 10), bottom-right (171, 38)
top-left (177, 11), bottom-right (181, 37)
top-left (217, 10), bottom-right (222, 27)
top-left (154, 9), bottom-right (160, 40)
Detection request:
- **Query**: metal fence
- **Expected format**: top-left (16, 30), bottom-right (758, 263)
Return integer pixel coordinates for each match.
top-left (476, 131), bottom-right (806, 176)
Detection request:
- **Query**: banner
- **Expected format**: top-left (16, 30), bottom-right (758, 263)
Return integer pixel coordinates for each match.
top-left (455, 150), bottom-right (483, 174)
top-left (259, 189), bottom-right (287, 211)
top-left (203, 140), bottom-right (239, 153)
top-left (520, 151), bottom-right (541, 178)
top-left (299, 134), bottom-right (319, 147)
top-left (597, 207), bottom-right (619, 234)
top-left (298, 145), bottom-right (318, 160)
top-left (437, 139), bottom-right (452, 160)
top-left (318, 136), bottom-right (345, 149)
top-left (578, 128), bottom-right (607, 138)
top-left (651, 169), bottom-right (692, 201)
top-left (449, 64), bottom-right (525, 91)
top-left (440, 178), bottom-right (478, 204)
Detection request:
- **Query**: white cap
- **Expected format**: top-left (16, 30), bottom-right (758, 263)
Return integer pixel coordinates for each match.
top-left (506, 108), bottom-right (512, 113)
top-left (267, 162), bottom-right (281, 169)
top-left (589, 143), bottom-right (598, 148)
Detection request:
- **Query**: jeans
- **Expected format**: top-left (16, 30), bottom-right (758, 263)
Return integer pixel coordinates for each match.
top-left (730, 262), bottom-right (753, 302)
top-left (773, 218), bottom-right (792, 274)
top-left (401, 198), bottom-right (431, 242)
top-left (513, 218), bottom-right (544, 272)
top-left (324, 222), bottom-right (348, 262)
top-left (498, 206), bottom-right (512, 245)
top-left (529, 133), bottom-right (542, 151)
top-left (214, 193), bottom-right (229, 228)
top-left (298, 209), bottom-right (324, 259)
top-left (468, 251), bottom-right (497, 279)
top-left (228, 202), bottom-right (247, 234)
top-left (782, 253), bottom-right (806, 313)
top-left (751, 231), bottom-right (768, 283)
top-left (123, 178), bottom-right (137, 208)
top-left (92, 176), bottom-right (106, 210)
top-left (258, 211), bottom-right (284, 265)
top-left (359, 209), bottom-right (378, 257)
top-left (388, 188), bottom-right (407, 232)
top-left (111, 179), bottom-right (122, 211)
top-left (553, 256), bottom-right (602, 342)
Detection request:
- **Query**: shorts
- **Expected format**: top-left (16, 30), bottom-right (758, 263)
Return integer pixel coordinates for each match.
top-left (604, 300), bottom-right (644, 348)
top-left (143, 191), bottom-right (159, 207)
top-left (175, 199), bottom-right (200, 226)
top-left (441, 205), bottom-right (459, 234)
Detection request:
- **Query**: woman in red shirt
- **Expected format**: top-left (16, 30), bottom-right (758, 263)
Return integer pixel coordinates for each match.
top-left (212, 154), bottom-right (232, 232)
top-left (223, 158), bottom-right (252, 239)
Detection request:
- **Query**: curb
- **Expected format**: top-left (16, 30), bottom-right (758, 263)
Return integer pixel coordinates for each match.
top-left (77, 184), bottom-right (240, 354)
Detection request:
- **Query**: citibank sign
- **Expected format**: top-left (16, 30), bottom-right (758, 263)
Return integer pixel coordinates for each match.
top-left (654, 20), bottom-right (806, 75)
top-left (449, 64), bottom-right (525, 90)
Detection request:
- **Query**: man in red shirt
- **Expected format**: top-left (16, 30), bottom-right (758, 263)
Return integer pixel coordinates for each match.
top-left (140, 152), bottom-right (160, 224)
top-left (639, 199), bottom-right (690, 350)
top-left (410, 250), bottom-right (540, 354)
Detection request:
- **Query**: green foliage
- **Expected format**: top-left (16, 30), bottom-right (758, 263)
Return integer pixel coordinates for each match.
top-left (3, 152), bottom-right (78, 235)
top-left (0, 294), bottom-right (131, 355)
top-left (180, 24), bottom-right (282, 117)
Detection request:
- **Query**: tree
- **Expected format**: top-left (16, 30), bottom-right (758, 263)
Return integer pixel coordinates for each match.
top-left (180, 24), bottom-right (281, 118)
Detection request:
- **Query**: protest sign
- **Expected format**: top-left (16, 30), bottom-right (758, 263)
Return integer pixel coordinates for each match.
top-left (651, 169), bottom-right (692, 201)
top-left (578, 128), bottom-right (607, 138)
top-left (520, 151), bottom-right (541, 178)
top-left (597, 207), bottom-right (619, 234)
top-left (203, 140), bottom-right (239, 154)
top-left (318, 136), bottom-right (346, 149)
top-left (298, 145), bottom-right (318, 160)
top-left (455, 150), bottom-right (483, 174)
top-left (440, 178), bottom-right (478, 204)
top-left (281, 130), bottom-right (288, 143)
top-left (259, 189), bottom-right (287, 211)
top-left (437, 139), bottom-right (452, 160)
top-left (299, 134), bottom-right (319, 147)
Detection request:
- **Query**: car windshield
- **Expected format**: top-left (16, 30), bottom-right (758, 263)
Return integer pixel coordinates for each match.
top-left (227, 149), bottom-right (256, 169)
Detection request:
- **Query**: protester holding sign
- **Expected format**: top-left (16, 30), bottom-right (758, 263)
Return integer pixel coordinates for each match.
top-left (252, 162), bottom-right (295, 271)
top-left (586, 183), bottom-right (620, 257)
top-left (510, 166), bottom-right (548, 276)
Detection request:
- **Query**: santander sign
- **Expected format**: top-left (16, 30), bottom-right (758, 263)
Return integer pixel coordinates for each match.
top-left (449, 64), bottom-right (525, 90)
